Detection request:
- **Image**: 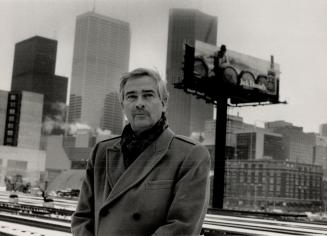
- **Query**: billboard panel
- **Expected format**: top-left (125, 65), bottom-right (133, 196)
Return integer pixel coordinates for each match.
top-left (188, 41), bottom-right (280, 104)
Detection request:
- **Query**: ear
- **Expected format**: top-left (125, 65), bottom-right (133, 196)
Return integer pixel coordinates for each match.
top-left (162, 99), bottom-right (168, 112)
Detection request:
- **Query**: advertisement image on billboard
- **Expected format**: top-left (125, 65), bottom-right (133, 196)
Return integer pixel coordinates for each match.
top-left (185, 41), bottom-right (281, 104)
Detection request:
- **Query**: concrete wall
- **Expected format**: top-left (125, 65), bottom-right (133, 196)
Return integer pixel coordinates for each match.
top-left (45, 135), bottom-right (71, 170)
top-left (18, 91), bottom-right (43, 149)
top-left (0, 91), bottom-right (8, 145)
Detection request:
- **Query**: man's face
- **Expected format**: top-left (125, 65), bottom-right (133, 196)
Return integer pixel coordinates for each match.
top-left (121, 76), bottom-right (167, 135)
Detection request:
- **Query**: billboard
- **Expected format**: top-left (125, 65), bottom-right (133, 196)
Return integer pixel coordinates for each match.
top-left (183, 41), bottom-right (281, 104)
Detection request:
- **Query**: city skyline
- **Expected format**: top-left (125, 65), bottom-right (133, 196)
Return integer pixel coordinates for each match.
top-left (1, 0), bottom-right (327, 133)
top-left (68, 11), bottom-right (129, 132)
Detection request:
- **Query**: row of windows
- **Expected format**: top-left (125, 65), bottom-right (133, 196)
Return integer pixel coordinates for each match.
top-left (228, 161), bottom-right (323, 172)
top-left (226, 183), bottom-right (321, 200)
top-left (228, 168), bottom-right (321, 178)
top-left (228, 173), bottom-right (321, 185)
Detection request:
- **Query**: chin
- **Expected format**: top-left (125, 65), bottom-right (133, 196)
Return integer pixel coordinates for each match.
top-left (133, 123), bottom-right (151, 132)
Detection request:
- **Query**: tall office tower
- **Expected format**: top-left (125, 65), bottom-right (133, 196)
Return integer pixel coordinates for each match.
top-left (166, 9), bottom-right (217, 136)
top-left (101, 92), bottom-right (123, 134)
top-left (11, 36), bottom-right (68, 133)
top-left (2, 91), bottom-right (43, 149)
top-left (68, 12), bottom-right (130, 132)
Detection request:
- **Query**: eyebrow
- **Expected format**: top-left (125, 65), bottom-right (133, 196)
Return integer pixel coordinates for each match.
top-left (142, 89), bottom-right (155, 94)
top-left (125, 89), bottom-right (155, 95)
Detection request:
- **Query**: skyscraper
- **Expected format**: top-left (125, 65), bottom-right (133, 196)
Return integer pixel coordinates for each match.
top-left (166, 9), bottom-right (217, 136)
top-left (11, 36), bottom-right (68, 132)
top-left (101, 92), bottom-right (123, 134)
top-left (68, 12), bottom-right (130, 133)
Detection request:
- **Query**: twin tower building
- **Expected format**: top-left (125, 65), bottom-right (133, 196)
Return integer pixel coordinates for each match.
top-left (8, 9), bottom-right (217, 143)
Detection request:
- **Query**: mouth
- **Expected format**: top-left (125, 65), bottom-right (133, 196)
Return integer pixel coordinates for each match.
top-left (133, 113), bottom-right (147, 118)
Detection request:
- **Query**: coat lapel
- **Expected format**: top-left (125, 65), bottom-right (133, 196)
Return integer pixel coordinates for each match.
top-left (106, 139), bottom-right (125, 189)
top-left (102, 128), bottom-right (175, 208)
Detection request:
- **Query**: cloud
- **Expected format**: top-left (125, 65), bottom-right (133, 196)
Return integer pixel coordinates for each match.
top-left (68, 122), bottom-right (92, 135)
top-left (96, 128), bottom-right (112, 136)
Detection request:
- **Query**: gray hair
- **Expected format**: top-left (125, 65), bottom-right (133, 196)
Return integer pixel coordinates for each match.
top-left (119, 68), bottom-right (169, 105)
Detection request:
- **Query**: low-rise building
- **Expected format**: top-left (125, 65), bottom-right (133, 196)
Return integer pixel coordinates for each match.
top-left (224, 159), bottom-right (323, 213)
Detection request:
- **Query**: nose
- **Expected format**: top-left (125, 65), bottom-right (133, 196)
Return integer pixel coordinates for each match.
top-left (135, 96), bottom-right (145, 109)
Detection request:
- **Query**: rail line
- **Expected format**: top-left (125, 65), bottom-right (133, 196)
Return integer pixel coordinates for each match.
top-left (0, 201), bottom-right (74, 218)
top-left (0, 212), bottom-right (71, 234)
top-left (203, 214), bottom-right (327, 235)
top-left (0, 200), bottom-right (326, 235)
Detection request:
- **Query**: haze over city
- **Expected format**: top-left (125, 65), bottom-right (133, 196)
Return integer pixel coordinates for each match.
top-left (1, 0), bottom-right (327, 133)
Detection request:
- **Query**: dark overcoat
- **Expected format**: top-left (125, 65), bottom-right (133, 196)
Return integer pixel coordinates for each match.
top-left (71, 128), bottom-right (211, 236)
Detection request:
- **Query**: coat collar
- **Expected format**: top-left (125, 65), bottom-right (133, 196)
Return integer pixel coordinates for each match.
top-left (103, 128), bottom-right (175, 207)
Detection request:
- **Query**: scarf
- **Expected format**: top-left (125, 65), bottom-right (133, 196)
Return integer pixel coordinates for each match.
top-left (120, 113), bottom-right (168, 168)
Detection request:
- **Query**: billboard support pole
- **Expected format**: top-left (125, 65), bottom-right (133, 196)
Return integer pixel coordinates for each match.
top-left (212, 93), bottom-right (228, 209)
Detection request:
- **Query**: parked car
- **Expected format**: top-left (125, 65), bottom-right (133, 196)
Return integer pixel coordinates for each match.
top-left (56, 188), bottom-right (80, 198)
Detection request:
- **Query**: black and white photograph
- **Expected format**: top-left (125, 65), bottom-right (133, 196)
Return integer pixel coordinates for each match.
top-left (0, 0), bottom-right (327, 235)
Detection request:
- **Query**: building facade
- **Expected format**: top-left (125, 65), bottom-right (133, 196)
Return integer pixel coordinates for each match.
top-left (0, 90), bottom-right (45, 188)
top-left (224, 159), bottom-right (323, 212)
top-left (266, 121), bottom-right (316, 164)
top-left (236, 130), bottom-right (283, 161)
top-left (166, 9), bottom-right (217, 136)
top-left (10, 36), bottom-right (68, 132)
top-left (204, 115), bottom-right (246, 146)
top-left (101, 92), bottom-right (123, 135)
top-left (1, 90), bottom-right (43, 149)
top-left (68, 12), bottom-right (130, 133)
top-left (0, 91), bottom-right (8, 145)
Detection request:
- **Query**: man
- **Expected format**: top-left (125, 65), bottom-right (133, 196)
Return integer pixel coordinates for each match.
top-left (71, 68), bottom-right (211, 236)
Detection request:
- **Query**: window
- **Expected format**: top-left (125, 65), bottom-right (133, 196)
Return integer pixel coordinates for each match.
top-left (8, 116), bottom-right (15, 122)
top-left (7, 130), bottom-right (13, 136)
top-left (10, 94), bottom-right (16, 100)
top-left (6, 137), bottom-right (12, 143)
top-left (9, 109), bottom-right (15, 115)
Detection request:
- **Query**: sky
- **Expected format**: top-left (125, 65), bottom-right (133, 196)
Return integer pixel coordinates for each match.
top-left (1, 0), bottom-right (327, 133)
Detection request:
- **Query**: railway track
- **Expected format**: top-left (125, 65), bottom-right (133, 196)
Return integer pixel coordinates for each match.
top-left (0, 201), bottom-right (74, 222)
top-left (203, 214), bottom-right (327, 235)
top-left (0, 199), bottom-right (326, 235)
top-left (0, 212), bottom-right (71, 234)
